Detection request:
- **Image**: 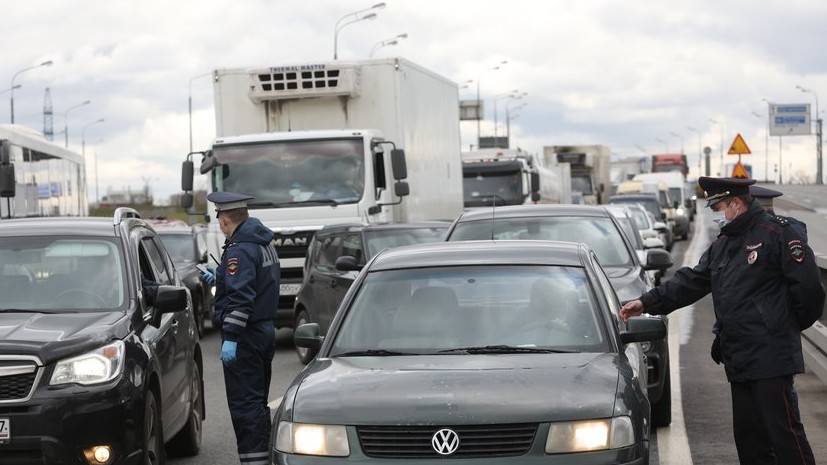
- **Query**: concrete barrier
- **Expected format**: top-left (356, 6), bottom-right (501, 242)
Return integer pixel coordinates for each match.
top-left (804, 256), bottom-right (827, 385)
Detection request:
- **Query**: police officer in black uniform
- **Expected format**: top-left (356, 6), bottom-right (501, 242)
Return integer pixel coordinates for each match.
top-left (621, 176), bottom-right (824, 465)
top-left (203, 192), bottom-right (279, 465)
top-left (750, 185), bottom-right (808, 238)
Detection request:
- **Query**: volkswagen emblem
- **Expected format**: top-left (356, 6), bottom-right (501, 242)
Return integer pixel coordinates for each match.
top-left (431, 428), bottom-right (460, 455)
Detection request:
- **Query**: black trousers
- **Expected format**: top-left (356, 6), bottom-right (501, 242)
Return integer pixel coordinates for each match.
top-left (223, 321), bottom-right (277, 465)
top-left (730, 375), bottom-right (815, 465)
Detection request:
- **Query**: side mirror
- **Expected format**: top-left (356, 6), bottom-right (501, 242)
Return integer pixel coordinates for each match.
top-left (0, 140), bottom-right (9, 164)
top-left (643, 237), bottom-right (665, 249)
top-left (180, 192), bottom-right (194, 209)
top-left (394, 181), bottom-right (410, 197)
top-left (530, 172), bottom-right (540, 192)
top-left (653, 221), bottom-right (668, 233)
top-left (199, 150), bottom-right (217, 175)
top-left (644, 248), bottom-right (673, 271)
top-left (335, 255), bottom-right (363, 272)
top-left (149, 285), bottom-right (189, 327)
top-left (620, 316), bottom-right (667, 344)
top-left (531, 192), bottom-right (541, 202)
top-left (181, 160), bottom-right (194, 191)
top-left (673, 200), bottom-right (679, 209)
top-left (390, 149), bottom-right (408, 180)
top-left (294, 323), bottom-right (323, 354)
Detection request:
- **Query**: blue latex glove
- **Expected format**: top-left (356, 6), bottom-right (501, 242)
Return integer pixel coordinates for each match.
top-left (201, 269), bottom-right (216, 285)
top-left (221, 340), bottom-right (237, 364)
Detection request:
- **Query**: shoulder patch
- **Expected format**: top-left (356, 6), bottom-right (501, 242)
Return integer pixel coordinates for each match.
top-left (227, 256), bottom-right (241, 275)
top-left (788, 239), bottom-right (805, 263)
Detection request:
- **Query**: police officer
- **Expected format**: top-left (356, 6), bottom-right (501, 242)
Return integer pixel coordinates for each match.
top-left (749, 185), bottom-right (808, 238)
top-left (620, 176), bottom-right (824, 465)
top-left (203, 192), bottom-right (279, 465)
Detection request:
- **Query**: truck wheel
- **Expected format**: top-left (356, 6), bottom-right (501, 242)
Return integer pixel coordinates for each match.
top-left (166, 361), bottom-right (203, 457)
top-left (143, 390), bottom-right (166, 465)
top-left (294, 309), bottom-right (315, 365)
top-left (651, 371), bottom-right (672, 427)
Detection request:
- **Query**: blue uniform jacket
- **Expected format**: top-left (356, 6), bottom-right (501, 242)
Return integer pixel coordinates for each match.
top-left (640, 201), bottom-right (824, 382)
top-left (214, 217), bottom-right (280, 341)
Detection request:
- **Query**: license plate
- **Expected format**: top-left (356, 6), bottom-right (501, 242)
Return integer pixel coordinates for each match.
top-left (280, 283), bottom-right (301, 296)
top-left (0, 418), bottom-right (9, 444)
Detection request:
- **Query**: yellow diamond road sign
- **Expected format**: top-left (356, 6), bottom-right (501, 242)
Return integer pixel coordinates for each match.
top-left (728, 133), bottom-right (752, 155)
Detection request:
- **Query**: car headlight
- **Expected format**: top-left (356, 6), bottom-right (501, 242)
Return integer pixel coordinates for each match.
top-left (676, 208), bottom-right (685, 216)
top-left (50, 340), bottom-right (125, 386)
top-left (545, 416), bottom-right (634, 453)
top-left (275, 421), bottom-right (349, 457)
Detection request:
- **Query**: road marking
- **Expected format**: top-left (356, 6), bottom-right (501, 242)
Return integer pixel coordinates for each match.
top-left (658, 210), bottom-right (712, 465)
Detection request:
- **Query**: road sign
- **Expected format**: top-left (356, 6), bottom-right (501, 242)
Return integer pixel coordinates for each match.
top-left (728, 133), bottom-right (751, 155)
top-left (732, 161), bottom-right (750, 179)
top-left (769, 103), bottom-right (811, 136)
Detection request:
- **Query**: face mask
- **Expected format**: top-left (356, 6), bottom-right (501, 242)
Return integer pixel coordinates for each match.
top-left (710, 201), bottom-right (734, 229)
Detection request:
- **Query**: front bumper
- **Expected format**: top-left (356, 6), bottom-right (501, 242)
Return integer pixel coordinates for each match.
top-left (0, 375), bottom-right (145, 465)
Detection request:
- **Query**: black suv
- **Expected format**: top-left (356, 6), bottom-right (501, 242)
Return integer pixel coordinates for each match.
top-left (0, 208), bottom-right (204, 464)
top-left (293, 221), bottom-right (448, 363)
top-left (154, 223), bottom-right (215, 337)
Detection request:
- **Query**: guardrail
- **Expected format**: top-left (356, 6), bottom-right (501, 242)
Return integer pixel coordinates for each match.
top-left (803, 255), bottom-right (827, 385)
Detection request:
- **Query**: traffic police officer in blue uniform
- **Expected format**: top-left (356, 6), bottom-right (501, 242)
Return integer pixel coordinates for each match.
top-left (203, 192), bottom-right (279, 465)
top-left (621, 177), bottom-right (824, 465)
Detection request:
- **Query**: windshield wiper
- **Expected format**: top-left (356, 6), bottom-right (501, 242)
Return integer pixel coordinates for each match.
top-left (437, 345), bottom-right (580, 354)
top-left (0, 308), bottom-right (55, 314)
top-left (335, 349), bottom-right (417, 357)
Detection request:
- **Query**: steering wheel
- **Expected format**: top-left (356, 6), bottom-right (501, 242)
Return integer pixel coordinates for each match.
top-left (55, 289), bottom-right (107, 307)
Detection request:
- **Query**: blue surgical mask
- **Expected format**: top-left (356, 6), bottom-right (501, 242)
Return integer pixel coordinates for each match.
top-left (711, 210), bottom-right (728, 228)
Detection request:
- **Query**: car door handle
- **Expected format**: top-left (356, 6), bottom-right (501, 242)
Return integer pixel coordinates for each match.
top-left (171, 318), bottom-right (179, 333)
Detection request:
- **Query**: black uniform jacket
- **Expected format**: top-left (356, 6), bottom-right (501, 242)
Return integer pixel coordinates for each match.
top-left (640, 201), bottom-right (824, 382)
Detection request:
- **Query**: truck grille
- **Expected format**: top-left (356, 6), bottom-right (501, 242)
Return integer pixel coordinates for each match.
top-left (272, 230), bottom-right (316, 260)
top-left (357, 423), bottom-right (537, 459)
top-left (0, 360), bottom-right (39, 402)
top-left (248, 64), bottom-right (361, 101)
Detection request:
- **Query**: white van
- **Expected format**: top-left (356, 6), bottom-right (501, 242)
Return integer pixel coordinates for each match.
top-left (633, 172), bottom-right (691, 239)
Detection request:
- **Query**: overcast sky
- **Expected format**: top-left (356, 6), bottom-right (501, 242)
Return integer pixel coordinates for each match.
top-left (3, 0), bottom-right (827, 203)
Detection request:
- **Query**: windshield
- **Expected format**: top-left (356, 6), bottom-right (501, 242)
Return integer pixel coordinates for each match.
top-left (571, 175), bottom-right (593, 194)
top-left (669, 187), bottom-right (682, 202)
top-left (329, 265), bottom-right (608, 355)
top-left (212, 138), bottom-right (366, 206)
top-left (0, 236), bottom-right (127, 311)
top-left (363, 226), bottom-right (447, 258)
top-left (463, 170), bottom-right (524, 206)
top-left (447, 216), bottom-right (634, 267)
top-left (627, 207), bottom-right (651, 230)
top-left (157, 233), bottom-right (195, 264)
top-left (611, 197), bottom-right (661, 220)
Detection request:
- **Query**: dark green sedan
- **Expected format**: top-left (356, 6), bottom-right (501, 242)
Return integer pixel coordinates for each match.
top-left (272, 240), bottom-right (665, 464)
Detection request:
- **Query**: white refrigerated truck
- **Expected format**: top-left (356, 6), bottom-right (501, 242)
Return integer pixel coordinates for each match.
top-left (461, 148), bottom-right (563, 207)
top-left (181, 57), bottom-right (463, 328)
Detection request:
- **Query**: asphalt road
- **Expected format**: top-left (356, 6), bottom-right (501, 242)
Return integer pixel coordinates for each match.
top-left (169, 200), bottom-right (827, 465)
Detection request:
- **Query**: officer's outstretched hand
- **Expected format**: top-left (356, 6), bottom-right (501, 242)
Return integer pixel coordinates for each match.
top-left (201, 268), bottom-right (216, 285)
top-left (221, 340), bottom-right (237, 365)
top-left (620, 299), bottom-right (644, 322)
top-left (710, 336), bottom-right (722, 364)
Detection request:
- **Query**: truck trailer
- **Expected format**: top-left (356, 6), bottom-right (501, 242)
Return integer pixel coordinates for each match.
top-left (544, 145), bottom-right (611, 204)
top-left (181, 57), bottom-right (464, 328)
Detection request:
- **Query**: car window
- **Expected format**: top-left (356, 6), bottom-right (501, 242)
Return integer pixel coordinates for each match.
top-left (448, 217), bottom-right (633, 267)
top-left (330, 265), bottom-right (608, 355)
top-left (340, 233), bottom-right (363, 263)
top-left (142, 237), bottom-right (172, 285)
top-left (363, 227), bottom-right (447, 258)
top-left (0, 236), bottom-right (126, 311)
top-left (315, 235), bottom-right (343, 271)
top-left (195, 230), bottom-right (207, 261)
top-left (617, 217), bottom-right (643, 250)
top-left (589, 252), bottom-right (624, 328)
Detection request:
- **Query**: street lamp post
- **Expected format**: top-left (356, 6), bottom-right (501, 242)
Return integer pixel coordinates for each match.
top-left (10, 60), bottom-right (53, 124)
top-left (0, 85), bottom-right (21, 96)
top-left (82, 119), bottom-right (104, 207)
top-left (751, 111), bottom-right (770, 182)
top-left (655, 137), bottom-right (669, 153)
top-left (475, 60), bottom-right (507, 147)
top-left (369, 33), bottom-right (408, 57)
top-left (92, 139), bottom-right (104, 206)
top-left (506, 101), bottom-right (527, 149)
top-left (709, 118), bottom-right (724, 176)
top-left (189, 72), bottom-right (212, 153)
top-left (796, 85), bottom-right (822, 184)
top-left (63, 100), bottom-right (91, 148)
top-left (334, 3), bottom-right (385, 60)
top-left (493, 90), bottom-right (521, 148)
top-left (687, 126), bottom-right (702, 175)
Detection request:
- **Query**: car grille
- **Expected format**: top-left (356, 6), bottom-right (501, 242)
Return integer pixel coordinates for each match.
top-left (357, 423), bottom-right (537, 458)
top-left (0, 360), bottom-right (39, 402)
